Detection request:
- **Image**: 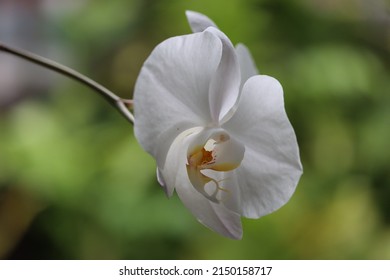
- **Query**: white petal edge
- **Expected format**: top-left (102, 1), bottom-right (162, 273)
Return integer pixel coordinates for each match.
top-left (206, 27), bottom-right (241, 124)
top-left (221, 44), bottom-right (258, 124)
top-left (236, 43), bottom-right (259, 89)
top-left (156, 167), bottom-right (168, 194)
top-left (186, 10), bottom-right (218, 33)
top-left (223, 75), bottom-right (303, 218)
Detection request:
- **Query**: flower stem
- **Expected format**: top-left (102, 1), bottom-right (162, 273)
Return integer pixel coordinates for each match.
top-left (0, 41), bottom-right (134, 124)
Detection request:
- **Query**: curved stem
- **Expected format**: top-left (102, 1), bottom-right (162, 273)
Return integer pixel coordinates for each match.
top-left (0, 41), bottom-right (134, 124)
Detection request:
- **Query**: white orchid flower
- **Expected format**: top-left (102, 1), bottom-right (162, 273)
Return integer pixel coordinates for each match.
top-left (133, 11), bottom-right (302, 239)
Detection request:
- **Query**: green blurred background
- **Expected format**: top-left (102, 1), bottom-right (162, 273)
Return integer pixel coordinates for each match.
top-left (0, 0), bottom-right (389, 259)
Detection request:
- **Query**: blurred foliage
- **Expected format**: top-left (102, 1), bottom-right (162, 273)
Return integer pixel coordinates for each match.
top-left (0, 0), bottom-right (389, 259)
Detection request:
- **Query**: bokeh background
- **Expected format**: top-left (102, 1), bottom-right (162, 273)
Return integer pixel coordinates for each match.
top-left (0, 0), bottom-right (389, 259)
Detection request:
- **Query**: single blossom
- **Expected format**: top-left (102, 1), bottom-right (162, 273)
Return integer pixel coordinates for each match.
top-left (133, 11), bottom-right (302, 239)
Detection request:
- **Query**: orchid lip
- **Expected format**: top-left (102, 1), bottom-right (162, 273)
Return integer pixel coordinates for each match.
top-left (186, 130), bottom-right (245, 203)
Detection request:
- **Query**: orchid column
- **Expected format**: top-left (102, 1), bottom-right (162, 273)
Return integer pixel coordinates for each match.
top-left (134, 11), bottom-right (303, 239)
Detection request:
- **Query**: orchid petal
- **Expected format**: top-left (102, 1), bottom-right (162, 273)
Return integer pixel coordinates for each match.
top-left (185, 10), bottom-right (218, 33)
top-left (178, 165), bottom-right (243, 239)
top-left (176, 183), bottom-right (243, 239)
top-left (206, 27), bottom-right (241, 123)
top-left (134, 31), bottom-right (223, 156)
top-left (236, 43), bottom-right (259, 88)
top-left (224, 75), bottom-right (303, 218)
top-left (217, 43), bottom-right (258, 124)
top-left (155, 121), bottom-right (196, 170)
top-left (159, 127), bottom-right (203, 197)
